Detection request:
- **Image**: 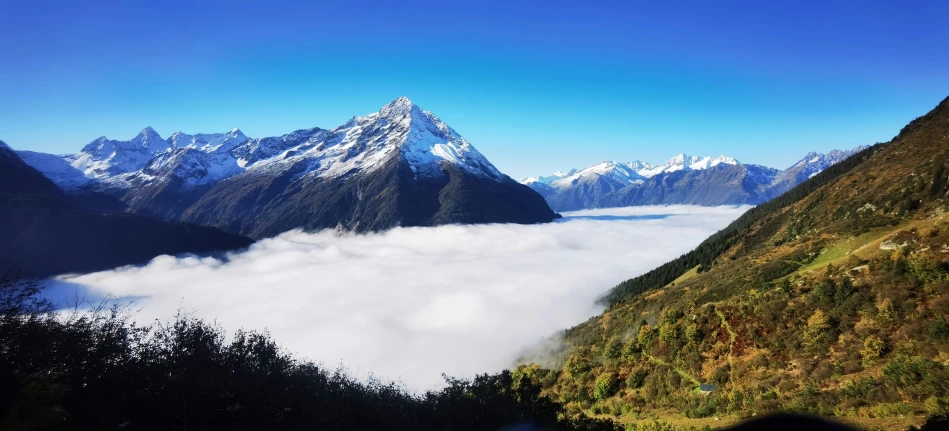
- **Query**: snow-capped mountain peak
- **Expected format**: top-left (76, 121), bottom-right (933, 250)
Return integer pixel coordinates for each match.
top-left (129, 127), bottom-right (169, 152)
top-left (792, 148), bottom-right (864, 168)
top-left (139, 126), bottom-right (161, 139)
top-left (22, 97), bottom-right (511, 193)
top-left (379, 96), bottom-right (422, 118)
top-left (297, 96), bottom-right (504, 180)
top-left (65, 128), bottom-right (173, 179)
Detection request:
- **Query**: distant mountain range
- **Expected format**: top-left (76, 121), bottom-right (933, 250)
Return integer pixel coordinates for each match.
top-left (520, 149), bottom-right (865, 211)
top-left (18, 97), bottom-right (558, 239)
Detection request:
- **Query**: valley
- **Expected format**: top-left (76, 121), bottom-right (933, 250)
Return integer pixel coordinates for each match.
top-left (44, 205), bottom-right (748, 390)
top-left (3, 96), bottom-right (948, 430)
top-left (4, 1), bottom-right (948, 429)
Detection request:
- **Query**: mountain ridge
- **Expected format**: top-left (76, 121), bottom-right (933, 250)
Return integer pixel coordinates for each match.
top-left (17, 97), bottom-right (558, 237)
top-left (522, 148), bottom-right (865, 211)
top-left (22, 97), bottom-right (505, 188)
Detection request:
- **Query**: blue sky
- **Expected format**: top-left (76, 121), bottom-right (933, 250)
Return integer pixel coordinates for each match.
top-left (1, 0), bottom-right (946, 179)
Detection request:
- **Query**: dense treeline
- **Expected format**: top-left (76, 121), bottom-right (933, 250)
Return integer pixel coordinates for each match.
top-left (0, 273), bottom-right (618, 431)
top-left (602, 144), bottom-right (883, 306)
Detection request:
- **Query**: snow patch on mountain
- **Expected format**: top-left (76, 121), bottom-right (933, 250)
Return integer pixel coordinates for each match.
top-left (623, 161), bottom-right (653, 171)
top-left (782, 146), bottom-right (868, 181)
top-left (524, 154), bottom-right (739, 190)
top-left (550, 161), bottom-right (645, 189)
top-left (379, 96), bottom-right (503, 179)
top-left (637, 154), bottom-right (738, 177)
top-left (168, 129), bottom-right (249, 153)
top-left (521, 169), bottom-right (578, 186)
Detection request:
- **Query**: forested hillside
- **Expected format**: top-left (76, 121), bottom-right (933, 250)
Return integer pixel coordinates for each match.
top-left (521, 97), bottom-right (949, 430)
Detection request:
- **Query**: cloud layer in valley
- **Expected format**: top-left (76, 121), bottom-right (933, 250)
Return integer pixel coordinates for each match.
top-left (50, 205), bottom-right (749, 390)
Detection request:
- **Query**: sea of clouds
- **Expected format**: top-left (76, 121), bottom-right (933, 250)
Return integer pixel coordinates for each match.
top-left (49, 205), bottom-right (749, 390)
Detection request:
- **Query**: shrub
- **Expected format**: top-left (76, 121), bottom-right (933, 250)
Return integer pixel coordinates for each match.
top-left (637, 324), bottom-right (656, 350)
top-left (594, 373), bottom-right (619, 401)
top-left (622, 339), bottom-right (641, 359)
top-left (876, 298), bottom-right (897, 325)
top-left (684, 402), bottom-right (716, 418)
top-left (727, 391), bottom-right (745, 412)
top-left (626, 420), bottom-right (681, 431)
top-left (604, 338), bottom-right (624, 360)
top-left (928, 315), bottom-right (949, 341)
top-left (881, 354), bottom-right (948, 399)
top-left (711, 365), bottom-right (730, 385)
top-left (566, 354), bottom-right (593, 377)
top-left (658, 322), bottom-right (678, 344)
top-left (861, 335), bottom-right (885, 367)
top-left (907, 255), bottom-right (947, 283)
top-left (840, 376), bottom-right (875, 399)
top-left (924, 396), bottom-right (948, 415)
top-left (803, 309), bottom-right (830, 347)
top-left (872, 402), bottom-right (912, 418)
top-left (626, 370), bottom-right (647, 389)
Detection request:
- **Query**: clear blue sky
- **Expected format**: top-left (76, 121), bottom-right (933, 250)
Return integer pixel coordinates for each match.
top-left (1, 0), bottom-right (946, 179)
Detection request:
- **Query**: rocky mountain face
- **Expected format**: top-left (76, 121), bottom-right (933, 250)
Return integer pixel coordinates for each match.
top-left (19, 97), bottom-right (559, 238)
top-left (765, 148), bottom-right (868, 198)
top-left (0, 139), bottom-right (64, 199)
top-left (0, 141), bottom-right (252, 277)
top-left (601, 163), bottom-right (780, 208)
top-left (522, 149), bottom-right (865, 212)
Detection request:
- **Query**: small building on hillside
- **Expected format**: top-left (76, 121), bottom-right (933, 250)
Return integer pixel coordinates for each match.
top-left (698, 383), bottom-right (717, 395)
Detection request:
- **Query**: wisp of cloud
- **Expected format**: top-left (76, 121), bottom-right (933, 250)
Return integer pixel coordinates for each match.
top-left (50, 205), bottom-right (749, 390)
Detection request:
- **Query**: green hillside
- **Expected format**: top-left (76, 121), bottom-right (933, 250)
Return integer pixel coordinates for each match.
top-left (521, 97), bottom-right (949, 431)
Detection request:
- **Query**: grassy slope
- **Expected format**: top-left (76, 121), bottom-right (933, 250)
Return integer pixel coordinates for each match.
top-left (521, 97), bottom-right (949, 430)
top-left (668, 266), bottom-right (701, 288)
